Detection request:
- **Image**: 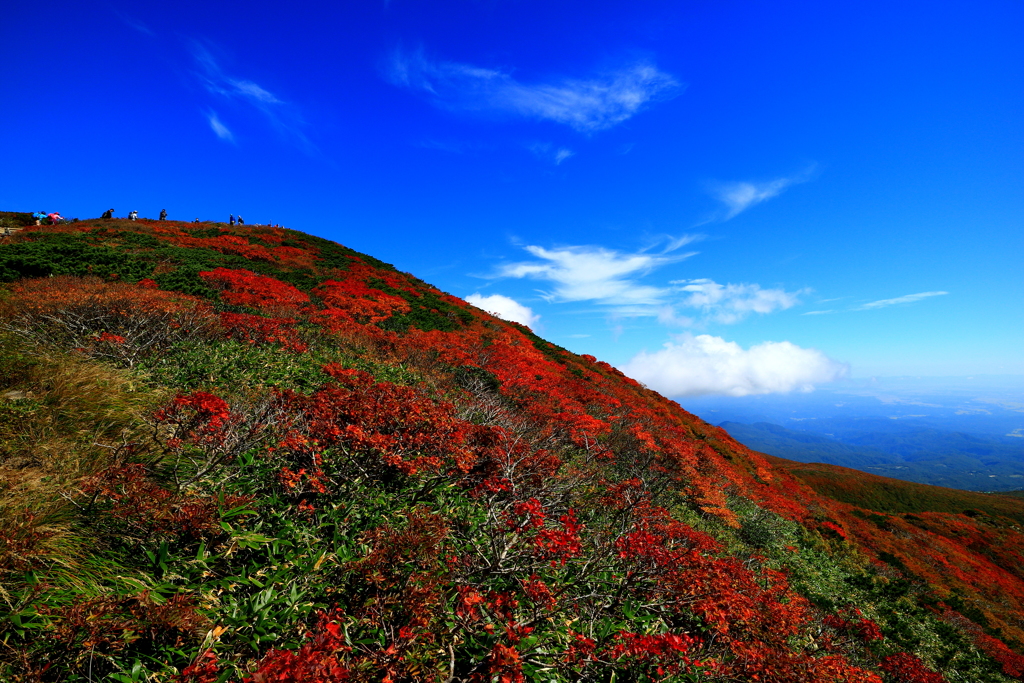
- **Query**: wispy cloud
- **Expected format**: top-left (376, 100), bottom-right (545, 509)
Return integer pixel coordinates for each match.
top-left (802, 310), bottom-right (835, 316)
top-left (497, 240), bottom-right (697, 307)
top-left (621, 333), bottom-right (848, 397)
top-left (466, 293), bottom-right (540, 329)
top-left (708, 166), bottom-right (816, 220)
top-left (669, 278), bottom-right (805, 324)
top-left (114, 11), bottom-right (154, 36)
top-left (489, 237), bottom-right (804, 326)
top-left (207, 111), bottom-right (234, 142)
top-left (554, 148), bottom-right (574, 164)
top-left (854, 291), bottom-right (948, 311)
top-left (191, 42), bottom-right (313, 152)
top-left (527, 142), bottom-right (575, 165)
top-left (390, 50), bottom-right (682, 133)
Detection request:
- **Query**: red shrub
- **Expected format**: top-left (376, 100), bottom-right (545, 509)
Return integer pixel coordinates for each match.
top-left (244, 611), bottom-right (352, 683)
top-left (879, 652), bottom-right (945, 683)
top-left (199, 268), bottom-right (310, 311)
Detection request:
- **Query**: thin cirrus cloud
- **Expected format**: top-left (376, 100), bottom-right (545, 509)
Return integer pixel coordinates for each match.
top-left (191, 42), bottom-right (314, 151)
top-left (207, 111), bottom-right (234, 142)
top-left (854, 291), bottom-right (949, 311)
top-left (527, 143), bottom-right (575, 165)
top-left (620, 333), bottom-right (848, 397)
top-left (709, 166), bottom-right (816, 220)
top-left (114, 10), bottom-right (154, 36)
top-left (802, 291), bottom-right (948, 315)
top-left (465, 293), bottom-right (540, 329)
top-left (492, 239), bottom-right (804, 325)
top-left (389, 50), bottom-right (682, 133)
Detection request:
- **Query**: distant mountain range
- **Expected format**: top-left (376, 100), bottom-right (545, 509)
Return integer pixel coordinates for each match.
top-left (720, 419), bottom-right (1024, 492)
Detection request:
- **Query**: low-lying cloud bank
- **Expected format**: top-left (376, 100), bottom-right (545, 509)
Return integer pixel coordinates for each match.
top-left (620, 334), bottom-right (848, 397)
top-left (466, 293), bottom-right (539, 329)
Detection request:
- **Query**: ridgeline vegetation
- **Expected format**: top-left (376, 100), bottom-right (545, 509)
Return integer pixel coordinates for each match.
top-left (1, 217), bottom-right (1023, 682)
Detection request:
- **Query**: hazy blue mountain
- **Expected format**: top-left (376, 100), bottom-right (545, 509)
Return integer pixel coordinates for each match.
top-left (678, 375), bottom-right (1024, 492)
top-left (718, 419), bottom-right (1024, 492)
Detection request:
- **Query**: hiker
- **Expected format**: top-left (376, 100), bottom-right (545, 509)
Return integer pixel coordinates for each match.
top-left (159, 209), bottom-right (167, 221)
top-left (229, 214), bottom-right (235, 226)
top-left (101, 209), bottom-right (114, 219)
top-left (34, 212), bottom-right (45, 225)
top-left (237, 215), bottom-right (244, 225)
top-left (3, 226), bottom-right (11, 236)
top-left (194, 218), bottom-right (200, 223)
top-left (129, 210), bottom-right (138, 221)
top-left (48, 213), bottom-right (62, 225)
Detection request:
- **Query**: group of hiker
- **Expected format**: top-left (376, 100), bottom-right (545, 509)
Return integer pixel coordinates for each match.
top-left (33, 211), bottom-right (68, 225)
top-left (100, 209), bottom-right (166, 220)
top-left (27, 208), bottom-right (275, 227)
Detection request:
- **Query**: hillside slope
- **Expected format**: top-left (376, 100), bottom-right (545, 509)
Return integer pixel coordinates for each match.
top-left (1, 218), bottom-right (1023, 682)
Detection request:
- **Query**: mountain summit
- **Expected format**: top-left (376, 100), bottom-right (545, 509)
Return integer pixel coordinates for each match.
top-left (2, 217), bottom-right (1022, 682)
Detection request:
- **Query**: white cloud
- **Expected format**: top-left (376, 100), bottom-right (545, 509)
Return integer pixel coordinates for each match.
top-left (709, 167), bottom-right (815, 220)
top-left (191, 43), bottom-right (313, 152)
top-left (554, 148), bottom-right (574, 164)
top-left (390, 51), bottom-right (681, 132)
top-left (207, 112), bottom-right (234, 142)
top-left (527, 142), bottom-right (575, 165)
top-left (491, 239), bottom-right (803, 325)
top-left (621, 334), bottom-right (848, 397)
top-left (466, 293), bottom-right (540, 329)
top-left (855, 291), bottom-right (948, 311)
top-left (802, 310), bottom-right (835, 316)
top-left (670, 278), bottom-right (804, 324)
top-left (230, 80), bottom-right (282, 104)
top-left (499, 243), bottom-right (696, 306)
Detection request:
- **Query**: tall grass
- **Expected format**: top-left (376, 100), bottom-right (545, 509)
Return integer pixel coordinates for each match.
top-left (0, 333), bottom-right (163, 609)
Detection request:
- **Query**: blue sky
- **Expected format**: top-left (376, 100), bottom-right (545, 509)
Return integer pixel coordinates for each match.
top-left (3, 0), bottom-right (1022, 396)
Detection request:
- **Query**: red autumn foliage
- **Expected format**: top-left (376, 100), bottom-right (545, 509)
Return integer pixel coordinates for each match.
top-left (243, 611), bottom-right (353, 683)
top-left (313, 275), bottom-right (410, 325)
top-left (5, 220), bottom-right (1024, 681)
top-left (0, 275), bottom-right (214, 365)
top-left (199, 268), bottom-right (310, 311)
top-left (80, 463), bottom-right (249, 541)
top-left (41, 592), bottom-right (207, 656)
top-left (879, 652), bottom-right (946, 683)
top-left (824, 607), bottom-right (885, 643)
top-left (975, 634), bottom-right (1024, 679)
top-left (219, 311), bottom-right (308, 352)
top-left (273, 366), bottom-right (477, 486)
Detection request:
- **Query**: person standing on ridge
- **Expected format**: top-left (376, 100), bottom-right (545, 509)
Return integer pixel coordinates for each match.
top-left (159, 209), bottom-right (167, 221)
top-left (229, 214), bottom-right (235, 225)
top-left (101, 209), bottom-right (114, 219)
top-left (237, 215), bottom-right (244, 225)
